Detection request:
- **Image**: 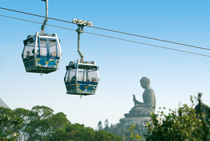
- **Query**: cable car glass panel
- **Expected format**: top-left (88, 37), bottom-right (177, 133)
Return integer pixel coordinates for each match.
top-left (36, 37), bottom-right (60, 68)
top-left (88, 70), bottom-right (99, 82)
top-left (77, 65), bottom-right (98, 82)
top-left (23, 38), bottom-right (35, 70)
top-left (65, 65), bottom-right (76, 93)
top-left (49, 40), bottom-right (57, 57)
top-left (39, 39), bottom-right (47, 56)
top-left (77, 65), bottom-right (98, 94)
top-left (57, 41), bottom-right (61, 57)
top-left (35, 39), bottom-right (40, 56)
top-left (77, 68), bottom-right (85, 81)
top-left (23, 40), bottom-right (35, 60)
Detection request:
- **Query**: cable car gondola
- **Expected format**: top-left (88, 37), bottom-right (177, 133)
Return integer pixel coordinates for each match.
top-left (21, 0), bottom-right (62, 74)
top-left (64, 19), bottom-right (100, 96)
top-left (64, 60), bottom-right (99, 96)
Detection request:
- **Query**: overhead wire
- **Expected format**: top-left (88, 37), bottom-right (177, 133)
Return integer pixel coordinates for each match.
top-left (85, 32), bottom-right (210, 58)
top-left (90, 26), bottom-right (210, 51)
top-left (0, 6), bottom-right (210, 51)
top-left (0, 7), bottom-right (73, 24)
top-left (1, 14), bottom-right (210, 58)
top-left (0, 14), bottom-right (75, 31)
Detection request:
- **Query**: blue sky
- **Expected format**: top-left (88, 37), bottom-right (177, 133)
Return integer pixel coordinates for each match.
top-left (1, 0), bottom-right (210, 129)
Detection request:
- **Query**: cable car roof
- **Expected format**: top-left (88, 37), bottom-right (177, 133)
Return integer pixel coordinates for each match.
top-left (23, 37), bottom-right (34, 45)
top-left (66, 63), bottom-right (99, 70)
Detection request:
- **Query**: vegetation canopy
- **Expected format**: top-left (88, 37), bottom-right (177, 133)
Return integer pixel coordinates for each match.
top-left (0, 106), bottom-right (121, 141)
top-left (146, 94), bottom-right (210, 141)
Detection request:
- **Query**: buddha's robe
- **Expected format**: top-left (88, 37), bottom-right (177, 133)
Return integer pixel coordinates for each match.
top-left (134, 87), bottom-right (156, 114)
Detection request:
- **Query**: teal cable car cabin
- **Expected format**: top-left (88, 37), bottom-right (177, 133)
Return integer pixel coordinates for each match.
top-left (22, 32), bottom-right (62, 74)
top-left (64, 60), bottom-right (100, 96)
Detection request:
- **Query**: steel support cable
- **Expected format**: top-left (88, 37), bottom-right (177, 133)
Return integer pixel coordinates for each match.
top-left (0, 14), bottom-right (75, 31)
top-left (1, 14), bottom-right (210, 58)
top-left (90, 26), bottom-right (210, 51)
top-left (0, 6), bottom-right (210, 51)
top-left (85, 32), bottom-right (210, 58)
top-left (0, 7), bottom-right (73, 23)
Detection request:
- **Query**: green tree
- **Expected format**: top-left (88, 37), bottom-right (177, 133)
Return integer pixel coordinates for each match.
top-left (146, 94), bottom-right (210, 141)
top-left (66, 123), bottom-right (95, 140)
top-left (97, 121), bottom-right (103, 130)
top-left (13, 108), bottom-right (31, 141)
top-left (104, 119), bottom-right (109, 132)
top-left (94, 130), bottom-right (121, 141)
top-left (50, 128), bottom-right (71, 141)
top-left (24, 105), bottom-right (54, 140)
top-left (126, 124), bottom-right (143, 141)
top-left (50, 112), bottom-right (70, 133)
top-left (0, 107), bottom-right (24, 141)
top-left (0, 105), bottom-right (121, 141)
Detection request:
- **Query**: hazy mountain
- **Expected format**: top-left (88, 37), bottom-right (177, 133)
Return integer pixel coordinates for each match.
top-left (0, 98), bottom-right (10, 109)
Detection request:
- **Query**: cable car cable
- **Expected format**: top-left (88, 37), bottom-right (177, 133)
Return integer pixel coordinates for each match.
top-left (0, 14), bottom-right (75, 31)
top-left (0, 6), bottom-right (210, 51)
top-left (90, 26), bottom-right (210, 51)
top-left (84, 32), bottom-right (210, 58)
top-left (0, 7), bottom-right (74, 24)
top-left (1, 14), bottom-right (210, 58)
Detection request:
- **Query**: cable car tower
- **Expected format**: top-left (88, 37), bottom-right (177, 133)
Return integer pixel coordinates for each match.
top-left (22, 0), bottom-right (62, 75)
top-left (64, 19), bottom-right (100, 97)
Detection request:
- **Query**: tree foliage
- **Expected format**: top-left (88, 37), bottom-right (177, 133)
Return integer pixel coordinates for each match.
top-left (97, 94), bottom-right (210, 141)
top-left (98, 118), bottom-right (146, 141)
top-left (126, 124), bottom-right (143, 140)
top-left (97, 121), bottom-right (103, 130)
top-left (0, 108), bottom-right (24, 141)
top-left (146, 94), bottom-right (210, 141)
top-left (0, 105), bottom-right (121, 141)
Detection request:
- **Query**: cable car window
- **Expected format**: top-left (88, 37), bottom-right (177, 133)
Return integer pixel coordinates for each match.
top-left (64, 69), bottom-right (70, 82)
top-left (77, 69), bottom-right (85, 81)
top-left (49, 40), bottom-right (57, 57)
top-left (57, 41), bottom-right (61, 57)
top-left (68, 68), bottom-right (76, 83)
top-left (39, 39), bottom-right (47, 56)
top-left (88, 70), bottom-right (98, 82)
top-left (23, 41), bottom-right (35, 60)
top-left (35, 43), bottom-right (40, 56)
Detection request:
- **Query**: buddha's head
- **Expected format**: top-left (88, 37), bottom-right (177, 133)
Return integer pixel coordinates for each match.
top-left (140, 77), bottom-right (150, 89)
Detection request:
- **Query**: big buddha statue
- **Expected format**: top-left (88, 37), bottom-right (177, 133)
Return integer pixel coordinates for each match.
top-left (124, 77), bottom-right (156, 117)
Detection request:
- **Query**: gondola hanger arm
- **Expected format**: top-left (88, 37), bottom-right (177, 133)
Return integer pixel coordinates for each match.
top-left (72, 19), bottom-right (93, 63)
top-left (76, 25), bottom-right (84, 62)
top-left (41, 0), bottom-right (48, 34)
